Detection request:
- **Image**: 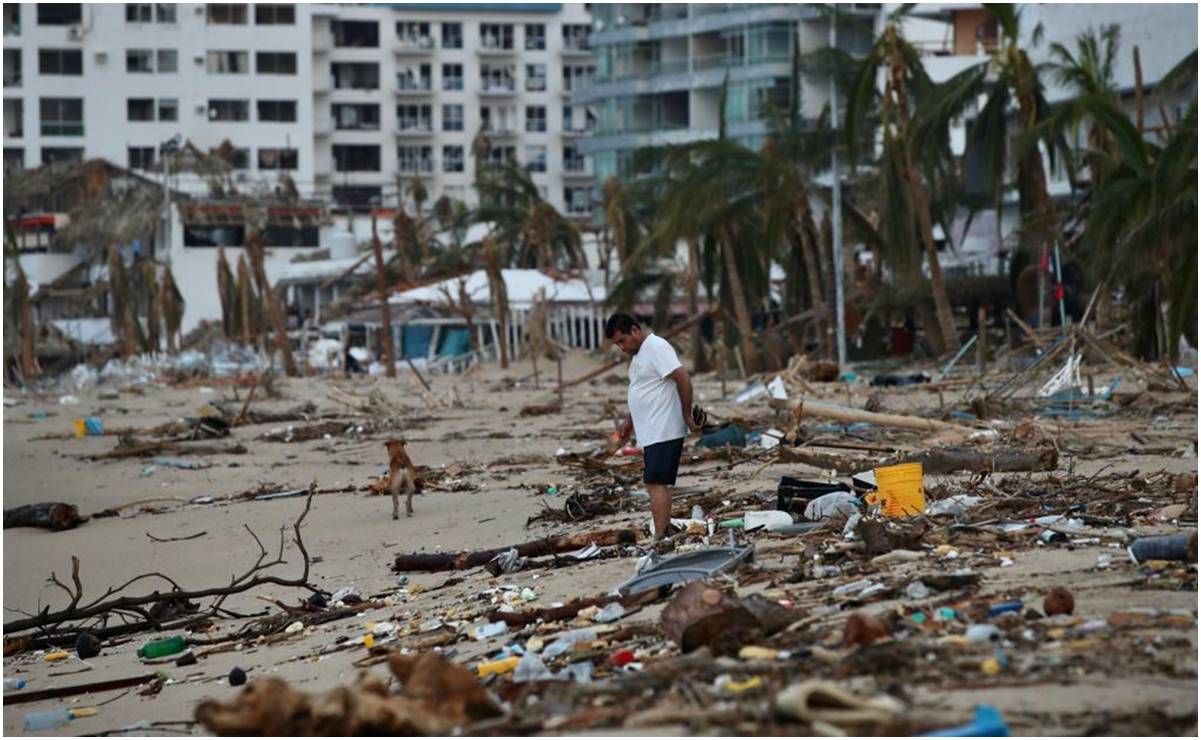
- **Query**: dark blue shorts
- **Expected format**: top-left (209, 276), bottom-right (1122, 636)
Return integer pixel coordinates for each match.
top-left (643, 437), bottom-right (685, 485)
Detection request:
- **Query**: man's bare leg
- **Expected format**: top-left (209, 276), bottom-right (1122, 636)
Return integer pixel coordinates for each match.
top-left (648, 483), bottom-right (671, 539)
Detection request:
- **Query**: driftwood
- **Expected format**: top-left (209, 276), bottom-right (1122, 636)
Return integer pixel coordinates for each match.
top-left (213, 400), bottom-right (317, 425)
top-left (487, 594), bottom-right (619, 628)
top-left (777, 446), bottom-right (868, 475)
top-left (260, 420), bottom-right (347, 443)
top-left (2, 672), bottom-right (161, 706)
top-left (88, 438), bottom-right (248, 460)
top-left (4, 502), bottom-right (86, 531)
top-left (769, 397), bottom-right (969, 433)
top-left (392, 527), bottom-right (642, 573)
top-left (882, 446), bottom-right (1058, 474)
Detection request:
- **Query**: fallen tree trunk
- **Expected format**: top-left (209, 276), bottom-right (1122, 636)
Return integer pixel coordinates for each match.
top-left (88, 438), bottom-right (248, 460)
top-left (2, 672), bottom-right (162, 706)
top-left (392, 527), bottom-right (641, 573)
top-left (768, 397), bottom-right (969, 433)
top-left (883, 446), bottom-right (1058, 474)
top-left (777, 446), bottom-right (869, 475)
top-left (4, 502), bottom-right (86, 531)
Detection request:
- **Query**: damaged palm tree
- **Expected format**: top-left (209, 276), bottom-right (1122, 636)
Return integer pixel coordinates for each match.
top-left (527, 286), bottom-right (557, 388)
top-left (216, 245), bottom-right (235, 339)
top-left (160, 266), bottom-right (183, 354)
top-left (236, 253), bottom-right (255, 348)
top-left (482, 235), bottom-right (510, 368)
top-left (107, 244), bottom-right (137, 358)
top-left (9, 259), bottom-right (37, 380)
top-left (244, 229), bottom-right (299, 377)
top-left (141, 260), bottom-right (161, 353)
top-left (371, 212), bottom-right (398, 378)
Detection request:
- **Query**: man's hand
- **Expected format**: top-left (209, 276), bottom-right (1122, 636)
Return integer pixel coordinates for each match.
top-left (617, 417), bottom-right (633, 441)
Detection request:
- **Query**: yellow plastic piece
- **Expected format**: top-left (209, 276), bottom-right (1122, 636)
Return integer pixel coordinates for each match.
top-left (866, 463), bottom-right (925, 517)
top-left (70, 707), bottom-right (98, 719)
top-left (363, 634), bottom-right (375, 649)
top-left (74, 418), bottom-right (87, 438)
top-left (980, 657), bottom-right (1001, 675)
top-left (738, 646), bottom-right (779, 661)
top-left (43, 651), bottom-right (69, 662)
top-left (476, 655), bottom-right (520, 678)
top-left (722, 676), bottom-right (763, 693)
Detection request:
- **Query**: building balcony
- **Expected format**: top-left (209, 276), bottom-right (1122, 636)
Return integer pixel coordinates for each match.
top-left (314, 77), bottom-right (332, 94)
top-left (397, 161), bottom-right (436, 175)
top-left (563, 160), bottom-right (592, 178)
top-left (476, 41), bottom-right (516, 57)
top-left (560, 41), bottom-right (593, 58)
top-left (394, 79), bottom-right (433, 96)
top-left (479, 80), bottom-right (517, 97)
top-left (314, 120), bottom-right (333, 137)
top-left (482, 124), bottom-right (518, 139)
top-left (560, 125), bottom-right (594, 138)
top-left (313, 36), bottom-right (332, 55)
top-left (395, 122), bottom-right (434, 137)
top-left (394, 37), bottom-right (435, 55)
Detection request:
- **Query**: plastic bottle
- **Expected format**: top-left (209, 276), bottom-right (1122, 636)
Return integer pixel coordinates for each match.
top-left (513, 652), bottom-right (553, 683)
top-left (608, 649), bottom-right (635, 667)
top-left (987, 601), bottom-right (1023, 618)
top-left (4, 677), bottom-right (27, 690)
top-left (965, 624), bottom-right (1002, 643)
top-left (137, 635), bottom-right (186, 659)
top-left (23, 707), bottom-right (95, 732)
top-left (543, 628), bottom-right (596, 658)
top-left (921, 704), bottom-right (1010, 736)
top-left (593, 602), bottom-right (625, 623)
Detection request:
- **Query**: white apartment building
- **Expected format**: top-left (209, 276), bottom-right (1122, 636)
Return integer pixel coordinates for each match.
top-left (2, 2), bottom-right (597, 214)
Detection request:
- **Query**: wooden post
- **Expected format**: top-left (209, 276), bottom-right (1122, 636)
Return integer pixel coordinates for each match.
top-left (719, 319), bottom-right (728, 399)
top-left (556, 356), bottom-right (563, 407)
top-left (976, 306), bottom-right (988, 376)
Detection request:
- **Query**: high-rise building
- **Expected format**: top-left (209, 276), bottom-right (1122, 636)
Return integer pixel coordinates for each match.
top-left (572, 3), bottom-right (879, 183)
top-left (2, 2), bottom-right (596, 214)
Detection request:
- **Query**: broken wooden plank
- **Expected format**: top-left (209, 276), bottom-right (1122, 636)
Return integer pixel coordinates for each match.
top-left (3, 673), bottom-right (161, 705)
top-left (882, 446), bottom-right (1058, 474)
top-left (391, 527), bottom-right (642, 573)
top-left (768, 397), bottom-right (969, 434)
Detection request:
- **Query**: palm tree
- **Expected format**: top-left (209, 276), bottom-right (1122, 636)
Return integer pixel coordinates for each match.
top-left (475, 160), bottom-right (584, 270)
top-left (108, 244), bottom-right (136, 357)
top-left (244, 229), bottom-right (298, 376)
top-left (371, 212), bottom-right (397, 378)
top-left (160, 266), bottom-right (184, 354)
top-left (846, 7), bottom-right (960, 354)
top-left (481, 235), bottom-right (510, 368)
top-left (216, 245), bottom-right (235, 339)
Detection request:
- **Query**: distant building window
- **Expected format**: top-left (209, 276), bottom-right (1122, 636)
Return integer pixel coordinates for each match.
top-left (525, 105), bottom-right (546, 133)
top-left (396, 21), bottom-right (431, 46)
top-left (397, 144), bottom-right (433, 173)
top-left (480, 23), bottom-right (513, 50)
top-left (5, 99), bottom-right (23, 137)
top-left (443, 144), bottom-right (463, 172)
top-left (128, 146), bottom-right (155, 169)
top-left (5, 5), bottom-right (21, 36)
top-left (157, 98), bottom-right (178, 121)
top-left (525, 144), bottom-right (546, 173)
top-left (441, 22), bottom-right (462, 49)
top-left (5, 148), bottom-right (25, 171)
top-left (442, 104), bottom-right (463, 132)
top-left (258, 147), bottom-right (298, 169)
top-left (157, 49), bottom-right (177, 73)
top-left (155, 4), bottom-right (176, 22)
top-left (332, 185), bottom-right (381, 211)
top-left (333, 144), bottom-right (381, 172)
top-left (333, 20), bottom-right (378, 48)
top-left (126, 48), bottom-right (153, 73)
top-left (256, 51), bottom-right (296, 75)
top-left (208, 99), bottom-right (249, 121)
top-left (4, 49), bottom-right (21, 87)
top-left (333, 103), bottom-right (380, 130)
top-left (125, 3), bottom-right (152, 22)
top-left (38, 48), bottom-right (82, 75)
top-left (207, 4), bottom-right (247, 24)
top-left (257, 99), bottom-right (296, 122)
top-left (254, 4), bottom-right (293, 24)
top-left (442, 63), bottom-right (462, 91)
top-left (525, 23), bottom-right (545, 50)
top-left (127, 97), bottom-right (155, 121)
top-left (562, 23), bottom-right (591, 51)
top-left (37, 4), bottom-right (82, 26)
top-left (184, 223), bottom-right (246, 247)
top-left (207, 50), bottom-right (249, 74)
top-left (39, 97), bottom-right (83, 136)
top-left (332, 62), bottom-right (379, 90)
top-left (41, 146), bottom-right (84, 165)
top-left (526, 63), bottom-right (546, 92)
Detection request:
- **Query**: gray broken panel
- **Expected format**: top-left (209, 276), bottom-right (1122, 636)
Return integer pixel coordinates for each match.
top-left (614, 545), bottom-right (755, 596)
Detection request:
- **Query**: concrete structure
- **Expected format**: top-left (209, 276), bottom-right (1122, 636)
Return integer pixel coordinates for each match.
top-left (3, 2), bottom-right (597, 214)
top-left (572, 3), bottom-right (879, 182)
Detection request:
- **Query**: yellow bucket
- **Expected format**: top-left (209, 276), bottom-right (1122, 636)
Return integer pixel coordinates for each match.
top-left (73, 418), bottom-right (87, 438)
top-left (866, 463), bottom-right (925, 517)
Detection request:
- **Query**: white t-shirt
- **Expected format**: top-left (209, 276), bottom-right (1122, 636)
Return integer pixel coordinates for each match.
top-left (628, 333), bottom-right (687, 447)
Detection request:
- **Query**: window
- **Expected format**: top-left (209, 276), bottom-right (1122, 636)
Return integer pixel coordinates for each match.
top-left (257, 100), bottom-right (296, 122)
top-left (488, 145), bottom-right (515, 166)
top-left (562, 24), bottom-right (591, 51)
top-left (526, 63), bottom-right (546, 92)
top-left (38, 48), bottom-right (82, 75)
top-left (333, 20), bottom-right (378, 48)
top-left (525, 105), bottom-right (546, 133)
top-left (256, 51), bottom-right (296, 75)
top-left (397, 104), bottom-right (432, 131)
top-left (128, 146), bottom-right (155, 169)
top-left (563, 63), bottom-right (594, 92)
top-left (184, 223), bottom-right (245, 247)
top-left (397, 144), bottom-right (432, 173)
top-left (39, 97), bottom-right (83, 136)
top-left (564, 144), bottom-right (586, 172)
top-left (127, 98), bottom-right (154, 121)
top-left (524, 145), bottom-right (546, 173)
top-left (525, 23), bottom-right (545, 50)
top-left (126, 3), bottom-right (152, 22)
top-left (126, 49), bottom-right (154, 73)
top-left (480, 23), bottom-right (513, 50)
top-left (332, 103), bottom-right (379, 130)
top-left (396, 21), bottom-right (431, 46)
top-left (397, 63), bottom-right (431, 91)
top-left (333, 144), bottom-right (380, 172)
top-left (5, 148), bottom-right (24, 171)
top-left (216, 147), bottom-right (250, 169)
top-left (4, 99), bottom-right (23, 137)
top-left (3, 49), bottom-right (20, 87)
top-left (332, 185), bottom-right (381, 210)
top-left (207, 4), bottom-right (247, 24)
top-left (157, 98), bottom-right (178, 121)
top-left (443, 145), bottom-right (463, 173)
top-left (254, 4), bottom-right (293, 24)
top-left (208, 99), bottom-right (249, 121)
top-left (481, 64), bottom-right (514, 92)
top-left (441, 22), bottom-right (461, 49)
top-left (258, 147), bottom-right (298, 170)
top-left (332, 62), bottom-right (379, 90)
top-left (41, 146), bottom-right (84, 165)
top-left (155, 4), bottom-right (176, 22)
top-left (5, 5), bottom-right (21, 36)
top-left (37, 4), bottom-right (81, 25)
top-left (442, 63), bottom-right (462, 91)
top-left (442, 104), bottom-right (463, 132)
top-left (157, 49), bottom-right (177, 73)
top-left (565, 186), bottom-right (593, 214)
top-left (207, 51), bottom-right (249, 74)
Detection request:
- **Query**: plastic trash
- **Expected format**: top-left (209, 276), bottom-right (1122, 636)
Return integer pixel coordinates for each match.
top-left (768, 376), bottom-right (789, 400)
top-left (905, 581), bottom-right (931, 600)
top-left (473, 621), bottom-right (508, 641)
top-left (735, 380), bottom-right (768, 403)
top-left (58, 395), bottom-right (80, 405)
top-left (926, 495), bottom-right (983, 516)
top-left (543, 628), bottom-right (596, 658)
top-left (74, 416), bottom-right (103, 437)
top-left (562, 661), bottom-right (593, 683)
top-left (330, 586), bottom-right (360, 604)
top-left (744, 510), bottom-right (794, 532)
top-left (476, 655), bottom-right (520, 678)
top-left (75, 632), bottom-right (101, 659)
top-left (804, 491), bottom-right (860, 521)
top-left (965, 624), bottom-right (1002, 643)
top-left (987, 601), bottom-right (1023, 618)
top-left (696, 424), bottom-right (747, 449)
top-left (608, 649), bottom-right (636, 667)
top-left (137, 635), bottom-right (186, 659)
top-left (593, 602), bottom-right (625, 623)
top-left (922, 704), bottom-right (1011, 736)
top-left (513, 652), bottom-right (554, 683)
top-left (1128, 532), bottom-right (1197, 564)
top-left (4, 677), bottom-right (27, 690)
top-left (150, 457), bottom-right (206, 470)
top-left (24, 707), bottom-right (97, 731)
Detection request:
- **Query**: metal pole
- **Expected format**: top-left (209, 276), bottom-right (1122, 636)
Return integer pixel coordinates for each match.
top-left (829, 7), bottom-right (847, 368)
top-left (162, 147), bottom-right (170, 264)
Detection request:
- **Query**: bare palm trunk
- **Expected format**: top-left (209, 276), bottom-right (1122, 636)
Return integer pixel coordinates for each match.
top-left (144, 261), bottom-right (160, 353)
top-left (797, 202), bottom-right (826, 352)
top-left (371, 213), bottom-right (397, 378)
top-left (108, 245), bottom-right (136, 358)
top-left (15, 265), bottom-right (35, 379)
top-left (686, 236), bottom-right (708, 373)
top-left (160, 267), bottom-right (181, 354)
top-left (237, 255), bottom-right (254, 347)
top-left (720, 226), bottom-right (758, 372)
top-left (245, 231), bottom-right (299, 377)
top-left (217, 245), bottom-right (233, 339)
top-left (483, 236), bottom-right (510, 368)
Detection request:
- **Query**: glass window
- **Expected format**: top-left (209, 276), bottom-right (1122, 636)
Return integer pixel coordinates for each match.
top-left (126, 48), bottom-right (153, 73)
top-left (258, 147), bottom-right (298, 169)
top-left (4, 99), bottom-right (23, 138)
top-left (157, 98), bottom-right (178, 121)
top-left (332, 19), bottom-right (378, 48)
top-left (488, 145), bottom-right (515, 166)
top-left (480, 23), bottom-right (513, 50)
top-left (128, 146), bottom-right (155, 169)
top-left (37, 4), bottom-right (81, 25)
top-left (127, 97), bottom-right (154, 121)
top-left (39, 97), bottom-right (83, 135)
top-left (208, 99), bottom-right (249, 121)
top-left (332, 185), bottom-right (381, 211)
top-left (396, 104), bottom-right (432, 131)
top-left (207, 51), bottom-right (249, 74)
top-left (41, 146), bottom-right (84, 165)
top-left (256, 51), bottom-right (296, 75)
top-left (442, 63), bottom-right (462, 91)
top-left (442, 104), bottom-right (463, 132)
top-left (396, 21), bottom-right (431, 46)
top-left (5, 148), bottom-right (25, 171)
top-left (333, 144), bottom-right (381, 172)
top-left (154, 4), bottom-right (175, 22)
top-left (38, 48), bottom-right (82, 75)
top-left (525, 63), bottom-right (546, 92)
top-left (333, 103), bottom-right (379, 130)
top-left (524, 145), bottom-right (546, 173)
top-left (125, 4), bottom-right (152, 22)
top-left (206, 4), bottom-right (247, 24)
top-left (525, 105), bottom-right (546, 133)
top-left (257, 99), bottom-right (296, 122)
top-left (156, 49), bottom-right (177, 73)
top-left (525, 23), bottom-right (545, 50)
top-left (332, 62), bottom-right (379, 89)
top-left (3, 49), bottom-right (20, 87)
top-left (443, 145), bottom-right (463, 172)
top-left (5, 5), bottom-right (22, 36)
top-left (254, 4), bottom-right (293, 24)
top-left (441, 22), bottom-right (461, 49)
top-left (562, 23), bottom-right (591, 51)
top-left (397, 145), bottom-right (433, 173)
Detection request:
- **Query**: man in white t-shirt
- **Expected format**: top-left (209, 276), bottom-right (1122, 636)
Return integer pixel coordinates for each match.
top-left (605, 313), bottom-right (700, 541)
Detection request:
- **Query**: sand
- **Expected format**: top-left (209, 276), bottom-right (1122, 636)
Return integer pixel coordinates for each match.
top-left (2, 353), bottom-right (1197, 735)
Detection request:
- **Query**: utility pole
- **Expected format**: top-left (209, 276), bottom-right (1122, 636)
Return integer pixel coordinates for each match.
top-left (829, 7), bottom-right (847, 368)
top-left (160, 135), bottom-right (180, 265)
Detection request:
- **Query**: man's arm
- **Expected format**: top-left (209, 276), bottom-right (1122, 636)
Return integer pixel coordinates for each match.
top-left (667, 366), bottom-right (698, 431)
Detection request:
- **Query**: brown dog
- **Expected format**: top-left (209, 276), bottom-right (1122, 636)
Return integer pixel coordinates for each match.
top-left (384, 439), bottom-right (417, 519)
